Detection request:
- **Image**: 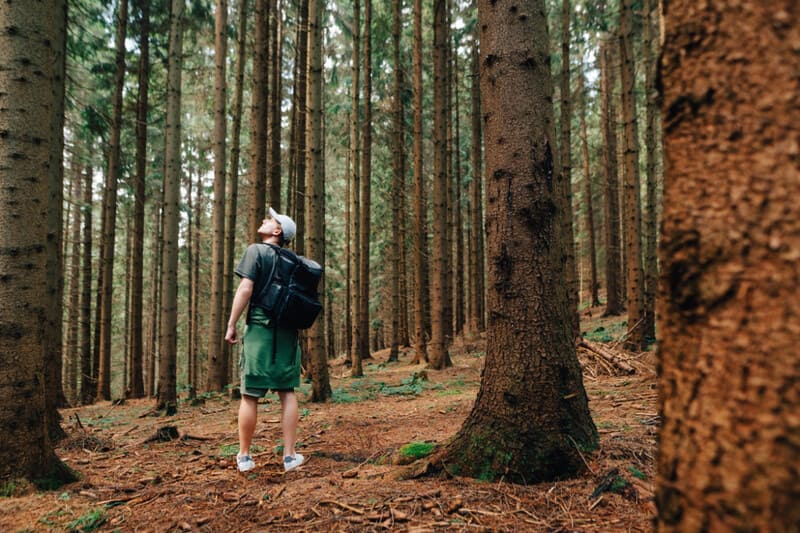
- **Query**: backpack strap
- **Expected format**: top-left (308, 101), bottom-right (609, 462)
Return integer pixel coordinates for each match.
top-left (247, 243), bottom-right (279, 325)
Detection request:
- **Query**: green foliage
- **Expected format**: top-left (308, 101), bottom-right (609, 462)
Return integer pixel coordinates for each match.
top-left (220, 444), bottom-right (263, 458)
top-left (628, 466), bottom-right (647, 480)
top-left (66, 508), bottom-right (106, 532)
top-left (398, 441), bottom-right (435, 460)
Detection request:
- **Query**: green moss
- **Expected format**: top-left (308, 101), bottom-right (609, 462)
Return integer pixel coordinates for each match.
top-left (628, 466), bottom-right (647, 480)
top-left (399, 441), bottom-right (435, 460)
top-left (66, 508), bottom-right (106, 532)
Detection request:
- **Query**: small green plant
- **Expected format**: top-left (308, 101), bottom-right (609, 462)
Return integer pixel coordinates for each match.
top-left (66, 508), bottom-right (106, 532)
top-left (628, 466), bottom-right (647, 480)
top-left (0, 480), bottom-right (17, 498)
top-left (220, 443), bottom-right (263, 457)
top-left (399, 441), bottom-right (435, 460)
top-left (332, 388), bottom-right (361, 403)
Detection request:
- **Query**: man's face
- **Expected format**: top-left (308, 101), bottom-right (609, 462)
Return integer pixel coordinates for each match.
top-left (257, 216), bottom-right (281, 238)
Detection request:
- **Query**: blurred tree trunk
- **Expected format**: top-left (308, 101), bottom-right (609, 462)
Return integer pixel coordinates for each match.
top-left (248, 0), bottom-right (268, 240)
top-left (440, 0), bottom-right (597, 482)
top-left (619, 0), bottom-right (644, 351)
top-left (157, 0), bottom-right (185, 414)
top-left (306, 0), bottom-right (331, 402)
top-left (207, 0), bottom-right (229, 392)
top-left (429, 0), bottom-right (452, 370)
top-left (130, 0), bottom-right (150, 399)
top-left (98, 0), bottom-right (129, 401)
top-left (657, 1), bottom-right (800, 529)
top-left (559, 0), bottom-right (579, 338)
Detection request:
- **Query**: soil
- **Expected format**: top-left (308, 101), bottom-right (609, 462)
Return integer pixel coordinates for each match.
top-left (1, 310), bottom-right (658, 532)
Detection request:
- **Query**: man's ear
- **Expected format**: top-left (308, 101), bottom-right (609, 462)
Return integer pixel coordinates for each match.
top-left (273, 227), bottom-right (283, 237)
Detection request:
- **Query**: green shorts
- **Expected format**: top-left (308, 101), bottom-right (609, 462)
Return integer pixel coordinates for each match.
top-left (240, 307), bottom-right (301, 392)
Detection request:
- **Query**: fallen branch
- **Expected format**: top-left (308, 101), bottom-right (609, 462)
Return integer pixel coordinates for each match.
top-left (579, 340), bottom-right (636, 375)
top-left (319, 500), bottom-right (365, 515)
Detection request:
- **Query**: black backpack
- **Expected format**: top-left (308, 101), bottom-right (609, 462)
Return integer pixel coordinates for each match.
top-left (251, 243), bottom-right (323, 330)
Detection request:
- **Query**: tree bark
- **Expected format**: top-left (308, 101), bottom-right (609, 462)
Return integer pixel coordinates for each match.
top-left (440, 0), bottom-right (597, 483)
top-left (350, 0), bottom-right (363, 375)
top-left (388, 0), bottom-right (404, 363)
top-left (97, 0), bottom-right (129, 401)
top-left (130, 0), bottom-right (150, 399)
top-left (357, 0), bottom-right (373, 366)
top-left (157, 0), bottom-right (185, 413)
top-left (578, 66), bottom-right (600, 307)
top-left (468, 38), bottom-right (485, 335)
top-left (306, 0), bottom-right (331, 402)
top-left (80, 162), bottom-right (93, 404)
top-left (207, 0), bottom-right (229, 392)
top-left (429, 0), bottom-right (452, 370)
top-left (657, 1), bottom-right (800, 529)
top-left (268, 0), bottom-right (282, 210)
top-left (642, 0), bottom-right (658, 343)
top-left (248, 0), bottom-right (269, 240)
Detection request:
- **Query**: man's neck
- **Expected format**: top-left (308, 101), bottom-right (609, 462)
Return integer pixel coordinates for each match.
top-left (261, 237), bottom-right (280, 246)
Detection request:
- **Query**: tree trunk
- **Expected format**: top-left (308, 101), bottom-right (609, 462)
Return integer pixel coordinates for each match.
top-left (599, 36), bottom-right (623, 316)
top-left (248, 0), bottom-right (269, 240)
top-left (207, 0), bottom-right (229, 392)
top-left (191, 169), bottom-right (202, 388)
top-left (388, 0), bottom-right (403, 363)
top-left (290, 0), bottom-right (308, 252)
top-left (440, 0), bottom-right (597, 483)
top-left (80, 162), bottom-right (93, 404)
top-left (429, 0), bottom-right (452, 370)
top-left (642, 0), bottom-right (658, 343)
top-left (578, 66), bottom-right (600, 307)
top-left (130, 0), bottom-right (150, 399)
top-left (145, 194), bottom-right (163, 397)
top-left (306, 0), bottom-right (331, 402)
top-left (558, 0), bottom-right (579, 338)
top-left (357, 0), bottom-right (373, 365)
top-left (410, 0), bottom-right (428, 364)
top-left (468, 39), bottom-right (485, 335)
top-left (186, 171), bottom-right (195, 396)
top-left (157, 0), bottom-right (184, 414)
top-left (349, 0), bottom-right (363, 375)
top-left (619, 0), bottom-right (645, 352)
top-left (452, 38), bottom-right (465, 338)
top-left (223, 0), bottom-right (248, 387)
top-left (268, 0), bottom-right (282, 210)
top-left (657, 1), bottom-right (800, 529)
top-left (66, 138), bottom-right (82, 405)
top-left (97, 0), bottom-right (129, 401)
top-left (0, 0), bottom-right (75, 484)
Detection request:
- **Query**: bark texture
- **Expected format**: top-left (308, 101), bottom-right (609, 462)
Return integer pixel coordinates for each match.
top-left (656, 1), bottom-right (800, 530)
top-left (441, 0), bottom-right (597, 483)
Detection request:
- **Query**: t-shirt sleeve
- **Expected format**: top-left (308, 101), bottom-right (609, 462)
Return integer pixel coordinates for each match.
top-left (235, 244), bottom-right (262, 281)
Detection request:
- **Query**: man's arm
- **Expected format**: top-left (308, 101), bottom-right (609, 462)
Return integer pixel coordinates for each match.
top-left (225, 277), bottom-right (254, 344)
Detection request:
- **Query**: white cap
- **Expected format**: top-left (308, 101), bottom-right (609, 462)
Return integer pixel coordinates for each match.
top-left (269, 207), bottom-right (296, 242)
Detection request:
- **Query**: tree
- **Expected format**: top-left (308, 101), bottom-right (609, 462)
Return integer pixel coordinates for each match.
top-left (130, 0), bottom-right (151, 399)
top-left (268, 0), bottom-right (282, 210)
top-left (157, 0), bottom-right (185, 414)
top-left (429, 0), bottom-right (452, 370)
top-left (467, 37), bottom-right (485, 335)
top-left (619, 0), bottom-right (644, 351)
top-left (357, 0), bottom-right (373, 366)
top-left (438, 0), bottom-right (597, 482)
top-left (80, 161), bottom-right (93, 404)
top-left (349, 0), bottom-right (363, 375)
top-left (0, 0), bottom-right (75, 485)
top-left (248, 0), bottom-right (268, 239)
top-left (388, 0), bottom-right (404, 363)
top-left (306, 0), bottom-right (331, 402)
top-left (206, 0), bottom-right (228, 392)
top-left (97, 0), bottom-right (129, 401)
top-left (578, 64), bottom-right (600, 307)
top-left (656, 1), bottom-right (799, 529)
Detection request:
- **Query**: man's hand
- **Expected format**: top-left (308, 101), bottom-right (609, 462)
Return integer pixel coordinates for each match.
top-left (225, 324), bottom-right (239, 344)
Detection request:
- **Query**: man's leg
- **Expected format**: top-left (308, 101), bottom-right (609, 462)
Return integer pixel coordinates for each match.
top-left (238, 394), bottom-right (259, 456)
top-left (277, 390), bottom-right (299, 457)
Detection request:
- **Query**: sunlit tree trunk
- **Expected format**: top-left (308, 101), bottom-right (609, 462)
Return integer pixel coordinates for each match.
top-left (429, 0), bottom-right (452, 370)
top-left (207, 0), bottom-right (228, 392)
top-left (619, 0), bottom-right (645, 351)
top-left (98, 0), bottom-right (129, 401)
top-left (657, 1), bottom-right (800, 529)
top-left (248, 0), bottom-right (268, 239)
top-left (440, 0), bottom-right (596, 481)
top-left (306, 0), bottom-right (331, 402)
top-left (157, 0), bottom-right (184, 414)
top-left (130, 0), bottom-right (150, 399)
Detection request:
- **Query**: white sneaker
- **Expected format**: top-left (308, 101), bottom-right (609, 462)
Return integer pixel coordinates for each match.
top-left (237, 454), bottom-right (256, 472)
top-left (283, 453), bottom-right (305, 472)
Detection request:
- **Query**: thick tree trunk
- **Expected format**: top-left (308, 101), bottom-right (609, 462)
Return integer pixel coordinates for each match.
top-left (98, 0), bottom-right (129, 401)
top-left (429, 0), bottom-right (452, 370)
top-left (248, 0), bottom-right (269, 240)
top-left (0, 0), bottom-right (74, 484)
top-left (207, 0), bottom-right (229, 392)
top-left (130, 0), bottom-right (149, 399)
top-left (657, 1), bottom-right (800, 529)
top-left (306, 0), bottom-right (331, 402)
top-left (157, 0), bottom-right (184, 413)
top-left (441, 0), bottom-right (597, 483)
top-left (619, 0), bottom-right (645, 352)
top-left (599, 37), bottom-right (623, 316)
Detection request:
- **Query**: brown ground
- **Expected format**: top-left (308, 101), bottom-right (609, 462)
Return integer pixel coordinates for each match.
top-left (1, 311), bottom-right (657, 532)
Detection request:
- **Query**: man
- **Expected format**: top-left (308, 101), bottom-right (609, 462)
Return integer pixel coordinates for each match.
top-left (225, 207), bottom-right (305, 473)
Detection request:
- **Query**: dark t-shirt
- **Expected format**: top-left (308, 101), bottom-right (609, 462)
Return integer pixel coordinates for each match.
top-left (235, 243), bottom-right (277, 298)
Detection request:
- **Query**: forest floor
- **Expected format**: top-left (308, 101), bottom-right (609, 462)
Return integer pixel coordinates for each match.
top-left (1, 308), bottom-right (658, 532)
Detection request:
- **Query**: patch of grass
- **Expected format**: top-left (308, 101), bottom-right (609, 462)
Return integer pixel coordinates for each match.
top-left (332, 388), bottom-right (362, 403)
top-left (399, 441), bottom-right (435, 460)
top-left (66, 508), bottom-right (106, 532)
top-left (628, 466), bottom-right (647, 480)
top-left (220, 443), bottom-right (263, 457)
